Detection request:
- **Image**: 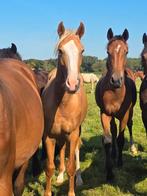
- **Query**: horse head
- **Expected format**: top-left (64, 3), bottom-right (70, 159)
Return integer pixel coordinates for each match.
top-left (56, 22), bottom-right (85, 93)
top-left (141, 33), bottom-right (147, 75)
top-left (106, 28), bottom-right (129, 88)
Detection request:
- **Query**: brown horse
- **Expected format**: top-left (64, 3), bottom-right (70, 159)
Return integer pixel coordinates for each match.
top-left (95, 28), bottom-right (137, 181)
top-left (0, 44), bottom-right (44, 195)
top-left (140, 33), bottom-right (147, 136)
top-left (42, 22), bottom-right (87, 196)
top-left (0, 43), bottom-right (22, 60)
top-left (32, 68), bottom-right (49, 94)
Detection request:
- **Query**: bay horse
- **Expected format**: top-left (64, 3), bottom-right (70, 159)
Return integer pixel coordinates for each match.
top-left (32, 68), bottom-right (49, 94)
top-left (0, 44), bottom-right (44, 195)
top-left (0, 43), bottom-right (22, 60)
top-left (95, 28), bottom-right (137, 181)
top-left (42, 22), bottom-right (87, 196)
top-left (139, 33), bottom-right (147, 136)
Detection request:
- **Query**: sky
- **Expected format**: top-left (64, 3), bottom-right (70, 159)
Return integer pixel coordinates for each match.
top-left (0, 0), bottom-right (146, 60)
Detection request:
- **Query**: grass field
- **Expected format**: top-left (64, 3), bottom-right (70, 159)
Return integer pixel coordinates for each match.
top-left (23, 78), bottom-right (147, 196)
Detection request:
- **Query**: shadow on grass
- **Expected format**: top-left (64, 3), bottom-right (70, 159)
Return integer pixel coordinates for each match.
top-left (24, 134), bottom-right (147, 196)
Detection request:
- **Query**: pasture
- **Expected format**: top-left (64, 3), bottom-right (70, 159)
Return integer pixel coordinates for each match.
top-left (23, 78), bottom-right (147, 196)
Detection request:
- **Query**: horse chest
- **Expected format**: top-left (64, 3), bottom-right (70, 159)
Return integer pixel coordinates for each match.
top-left (50, 102), bottom-right (81, 135)
top-left (103, 91), bottom-right (124, 115)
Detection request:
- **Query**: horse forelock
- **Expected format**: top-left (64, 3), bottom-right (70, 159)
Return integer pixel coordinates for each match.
top-left (107, 35), bottom-right (127, 48)
top-left (55, 29), bottom-right (82, 56)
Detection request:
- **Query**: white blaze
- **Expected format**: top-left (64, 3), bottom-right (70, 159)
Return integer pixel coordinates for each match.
top-left (115, 44), bottom-right (121, 53)
top-left (63, 40), bottom-right (79, 76)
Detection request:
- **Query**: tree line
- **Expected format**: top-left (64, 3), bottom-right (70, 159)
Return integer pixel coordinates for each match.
top-left (24, 56), bottom-right (142, 74)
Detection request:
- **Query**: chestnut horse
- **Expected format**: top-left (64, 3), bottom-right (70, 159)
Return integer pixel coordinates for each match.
top-left (42, 22), bottom-right (87, 196)
top-left (140, 33), bottom-right (147, 136)
top-left (95, 28), bottom-right (137, 181)
top-left (0, 44), bottom-right (44, 195)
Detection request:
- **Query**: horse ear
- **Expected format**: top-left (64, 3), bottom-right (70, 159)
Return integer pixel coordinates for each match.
top-left (11, 43), bottom-right (17, 53)
top-left (107, 28), bottom-right (113, 40)
top-left (142, 33), bottom-right (147, 44)
top-left (57, 22), bottom-right (65, 37)
top-left (76, 22), bottom-right (85, 38)
top-left (122, 29), bottom-right (129, 41)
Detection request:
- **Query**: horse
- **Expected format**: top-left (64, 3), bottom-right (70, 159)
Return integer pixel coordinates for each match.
top-left (139, 33), bottom-right (147, 136)
top-left (134, 70), bottom-right (145, 81)
top-left (95, 28), bottom-right (137, 181)
top-left (81, 73), bottom-right (99, 92)
top-left (32, 68), bottom-right (49, 94)
top-left (0, 43), bottom-right (22, 60)
top-left (0, 43), bottom-right (44, 195)
top-left (41, 22), bottom-right (87, 196)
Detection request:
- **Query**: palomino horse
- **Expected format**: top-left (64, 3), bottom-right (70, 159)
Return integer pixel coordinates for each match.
top-left (42, 22), bottom-right (87, 196)
top-left (95, 28), bottom-right (137, 181)
top-left (0, 44), bottom-right (44, 195)
top-left (81, 73), bottom-right (99, 92)
top-left (140, 33), bottom-right (147, 136)
top-left (41, 67), bottom-right (83, 186)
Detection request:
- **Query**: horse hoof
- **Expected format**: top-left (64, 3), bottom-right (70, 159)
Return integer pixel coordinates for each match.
top-left (130, 144), bottom-right (138, 155)
top-left (76, 175), bottom-right (83, 186)
top-left (56, 175), bottom-right (64, 184)
top-left (117, 160), bottom-right (123, 168)
top-left (106, 172), bottom-right (114, 183)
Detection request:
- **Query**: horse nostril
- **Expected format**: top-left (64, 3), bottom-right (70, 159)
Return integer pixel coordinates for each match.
top-left (120, 76), bottom-right (123, 82)
top-left (110, 77), bottom-right (115, 84)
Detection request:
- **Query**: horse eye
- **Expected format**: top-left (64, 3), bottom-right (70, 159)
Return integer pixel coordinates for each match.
top-left (58, 49), bottom-right (63, 54)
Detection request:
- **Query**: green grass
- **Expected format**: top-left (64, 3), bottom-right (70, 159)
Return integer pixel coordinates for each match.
top-left (23, 78), bottom-right (147, 196)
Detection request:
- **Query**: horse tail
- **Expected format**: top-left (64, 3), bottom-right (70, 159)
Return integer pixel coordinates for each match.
top-left (31, 148), bottom-right (42, 177)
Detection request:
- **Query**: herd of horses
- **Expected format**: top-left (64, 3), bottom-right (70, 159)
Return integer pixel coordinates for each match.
top-left (0, 22), bottom-right (146, 196)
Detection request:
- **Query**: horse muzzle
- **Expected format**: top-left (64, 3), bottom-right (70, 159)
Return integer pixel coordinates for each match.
top-left (110, 75), bottom-right (124, 88)
top-left (65, 77), bottom-right (80, 93)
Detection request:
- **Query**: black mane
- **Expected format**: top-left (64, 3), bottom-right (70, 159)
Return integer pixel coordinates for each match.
top-left (0, 43), bottom-right (22, 60)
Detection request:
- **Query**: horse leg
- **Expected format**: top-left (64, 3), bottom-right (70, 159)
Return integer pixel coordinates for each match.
top-left (56, 144), bottom-right (66, 184)
top-left (75, 138), bottom-right (83, 186)
top-left (101, 113), bottom-right (113, 182)
top-left (66, 129), bottom-right (79, 196)
top-left (13, 161), bottom-right (29, 196)
top-left (142, 110), bottom-right (147, 137)
top-left (44, 136), bottom-right (56, 196)
top-left (117, 109), bottom-right (130, 167)
top-left (127, 107), bottom-right (137, 155)
top-left (110, 117), bottom-right (117, 162)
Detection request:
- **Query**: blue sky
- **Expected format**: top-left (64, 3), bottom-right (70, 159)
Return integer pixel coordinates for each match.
top-left (0, 0), bottom-right (146, 60)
